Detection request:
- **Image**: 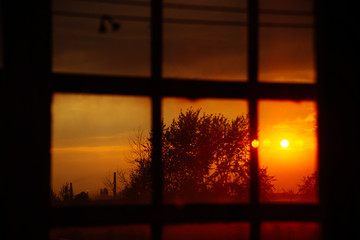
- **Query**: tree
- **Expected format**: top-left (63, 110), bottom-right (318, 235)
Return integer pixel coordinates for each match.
top-left (121, 108), bottom-right (275, 203)
top-left (259, 167), bottom-right (276, 200)
top-left (298, 171), bottom-right (318, 201)
top-left (59, 182), bottom-right (73, 202)
top-left (50, 189), bottom-right (61, 203)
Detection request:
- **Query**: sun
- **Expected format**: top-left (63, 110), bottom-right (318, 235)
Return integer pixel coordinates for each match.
top-left (280, 139), bottom-right (290, 148)
top-left (251, 139), bottom-right (259, 148)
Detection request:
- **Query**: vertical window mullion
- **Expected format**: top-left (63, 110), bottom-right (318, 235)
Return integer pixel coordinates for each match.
top-left (248, 0), bottom-right (259, 204)
top-left (151, 0), bottom-right (163, 240)
top-left (248, 0), bottom-right (260, 239)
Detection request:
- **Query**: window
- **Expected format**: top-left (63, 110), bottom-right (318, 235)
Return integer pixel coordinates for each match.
top-left (49, 0), bottom-right (320, 239)
top-left (9, 0), bottom-right (360, 240)
top-left (258, 0), bottom-right (314, 83)
top-left (52, 0), bottom-right (151, 77)
top-left (51, 94), bottom-right (152, 205)
top-left (162, 0), bottom-right (247, 81)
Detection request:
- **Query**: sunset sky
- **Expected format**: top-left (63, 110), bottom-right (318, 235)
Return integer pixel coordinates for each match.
top-left (51, 0), bottom-right (316, 200)
top-left (258, 100), bottom-right (317, 194)
top-left (51, 95), bottom-right (248, 196)
top-left (52, 95), bottom-right (317, 199)
top-left (51, 94), bottom-right (151, 196)
top-left (53, 0), bottom-right (314, 82)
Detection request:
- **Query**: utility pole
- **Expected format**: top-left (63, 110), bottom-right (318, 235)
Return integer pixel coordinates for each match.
top-left (113, 172), bottom-right (117, 199)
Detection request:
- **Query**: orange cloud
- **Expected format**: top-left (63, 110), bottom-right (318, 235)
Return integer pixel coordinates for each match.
top-left (51, 145), bottom-right (131, 153)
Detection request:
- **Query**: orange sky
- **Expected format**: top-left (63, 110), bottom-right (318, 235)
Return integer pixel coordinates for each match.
top-left (53, 0), bottom-right (314, 83)
top-left (51, 0), bottom-right (316, 199)
top-left (51, 94), bottom-right (151, 196)
top-left (258, 100), bottom-right (317, 193)
top-left (52, 96), bottom-right (317, 199)
top-left (51, 95), bottom-right (248, 197)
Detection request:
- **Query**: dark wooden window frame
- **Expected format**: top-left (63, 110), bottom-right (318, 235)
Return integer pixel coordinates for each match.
top-left (3, 0), bottom-right (332, 240)
top-left (50, 0), bottom-right (320, 238)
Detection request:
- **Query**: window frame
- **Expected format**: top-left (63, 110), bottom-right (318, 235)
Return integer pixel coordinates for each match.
top-left (50, 0), bottom-right (320, 236)
top-left (3, 0), bottom-right (322, 240)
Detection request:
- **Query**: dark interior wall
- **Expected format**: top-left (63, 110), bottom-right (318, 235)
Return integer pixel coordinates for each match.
top-left (316, 1), bottom-right (360, 240)
top-left (3, 1), bottom-right (51, 240)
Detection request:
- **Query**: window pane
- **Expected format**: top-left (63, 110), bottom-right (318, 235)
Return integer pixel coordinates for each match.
top-left (52, 0), bottom-right (150, 76)
top-left (162, 98), bottom-right (249, 204)
top-left (258, 101), bottom-right (318, 203)
top-left (259, 0), bottom-right (315, 83)
top-left (163, 223), bottom-right (249, 240)
top-left (51, 93), bottom-right (151, 205)
top-left (260, 0), bottom-right (312, 12)
top-left (50, 225), bottom-right (150, 240)
top-left (163, 0), bottom-right (247, 81)
top-left (261, 222), bottom-right (320, 240)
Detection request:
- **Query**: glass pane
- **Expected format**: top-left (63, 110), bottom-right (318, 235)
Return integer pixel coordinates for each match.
top-left (163, 0), bottom-right (247, 81)
top-left (52, 0), bottom-right (150, 76)
top-left (259, 0), bottom-right (315, 83)
top-left (50, 225), bottom-right (150, 240)
top-left (51, 93), bottom-right (151, 205)
top-left (258, 101), bottom-right (318, 203)
top-left (261, 222), bottom-right (320, 240)
top-left (163, 223), bottom-right (249, 240)
top-left (162, 98), bottom-right (249, 204)
top-left (260, 0), bottom-right (312, 12)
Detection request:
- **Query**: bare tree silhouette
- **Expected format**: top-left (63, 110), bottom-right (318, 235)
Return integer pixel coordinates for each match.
top-left (59, 182), bottom-right (73, 202)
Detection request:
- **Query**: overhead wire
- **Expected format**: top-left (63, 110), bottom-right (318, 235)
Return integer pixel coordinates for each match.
top-left (74, 0), bottom-right (313, 16)
top-left (53, 10), bottom-right (313, 28)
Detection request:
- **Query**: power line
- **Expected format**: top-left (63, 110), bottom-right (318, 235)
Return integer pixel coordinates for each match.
top-left (54, 11), bottom-right (150, 22)
top-left (74, 0), bottom-right (313, 16)
top-left (75, 0), bottom-right (246, 14)
top-left (53, 10), bottom-right (313, 28)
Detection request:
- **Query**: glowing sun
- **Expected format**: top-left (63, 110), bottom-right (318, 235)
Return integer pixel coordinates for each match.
top-left (251, 139), bottom-right (259, 148)
top-left (280, 139), bottom-right (290, 148)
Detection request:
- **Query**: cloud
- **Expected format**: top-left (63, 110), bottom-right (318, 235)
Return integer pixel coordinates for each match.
top-left (283, 112), bottom-right (316, 125)
top-left (264, 111), bottom-right (317, 139)
top-left (271, 123), bottom-right (291, 129)
top-left (52, 145), bottom-right (131, 153)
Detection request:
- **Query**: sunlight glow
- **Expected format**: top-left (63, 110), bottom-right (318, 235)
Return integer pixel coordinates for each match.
top-left (251, 139), bottom-right (259, 148)
top-left (258, 100), bottom-right (318, 203)
top-left (263, 139), bottom-right (271, 147)
top-left (280, 139), bottom-right (290, 148)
